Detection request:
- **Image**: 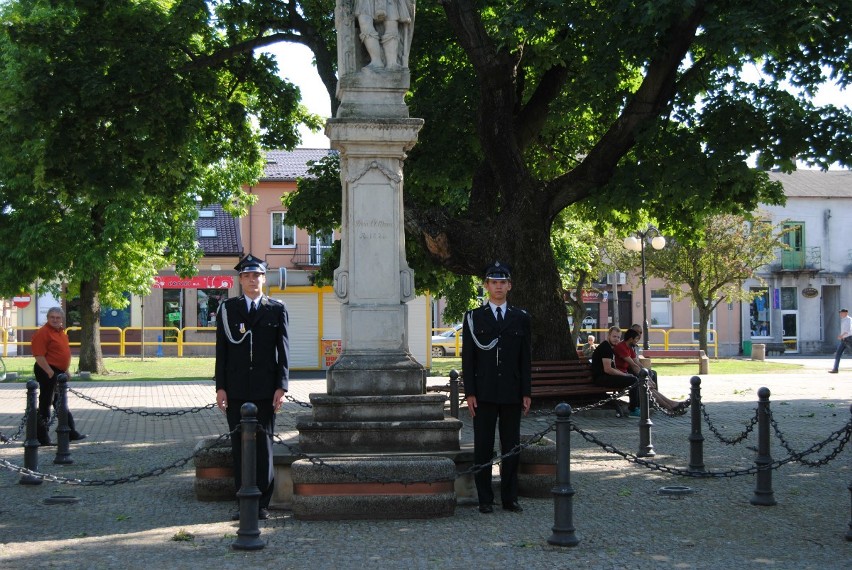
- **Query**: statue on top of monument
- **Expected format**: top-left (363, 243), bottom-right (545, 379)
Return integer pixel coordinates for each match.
top-left (343, 0), bottom-right (415, 73)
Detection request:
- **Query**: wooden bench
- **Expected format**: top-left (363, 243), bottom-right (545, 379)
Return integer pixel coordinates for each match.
top-left (429, 359), bottom-right (617, 408)
top-left (639, 349), bottom-right (709, 375)
top-left (763, 342), bottom-right (786, 356)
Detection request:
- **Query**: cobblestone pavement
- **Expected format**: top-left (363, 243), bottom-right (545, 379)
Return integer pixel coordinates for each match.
top-left (0, 363), bottom-right (850, 569)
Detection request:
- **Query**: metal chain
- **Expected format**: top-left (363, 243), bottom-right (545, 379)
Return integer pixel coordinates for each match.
top-left (0, 410), bottom-right (28, 444)
top-left (571, 417), bottom-right (851, 478)
top-left (0, 430), bottom-right (236, 485)
top-left (647, 389), bottom-right (691, 417)
top-left (701, 403), bottom-right (759, 445)
top-left (68, 387), bottom-right (216, 417)
top-left (769, 412), bottom-right (852, 467)
top-left (527, 388), bottom-right (631, 417)
top-left (284, 393), bottom-right (313, 408)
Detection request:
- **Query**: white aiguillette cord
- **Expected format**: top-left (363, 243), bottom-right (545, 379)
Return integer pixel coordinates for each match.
top-left (219, 302), bottom-right (253, 362)
top-left (466, 311), bottom-right (499, 351)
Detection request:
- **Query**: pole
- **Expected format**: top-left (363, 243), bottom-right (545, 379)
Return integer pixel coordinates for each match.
top-left (687, 376), bottom-right (705, 473)
top-left (750, 387), bottom-right (776, 506)
top-left (20, 380), bottom-right (42, 485)
top-left (449, 369), bottom-right (459, 419)
top-left (640, 239), bottom-right (650, 351)
top-left (637, 379), bottom-right (655, 457)
top-left (53, 374), bottom-right (73, 465)
top-left (232, 402), bottom-right (264, 551)
top-left (548, 403), bottom-right (580, 546)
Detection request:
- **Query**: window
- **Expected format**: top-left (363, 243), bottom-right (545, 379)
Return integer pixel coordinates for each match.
top-left (199, 227), bottom-right (217, 238)
top-left (197, 288), bottom-right (227, 327)
top-left (163, 289), bottom-right (183, 342)
top-left (271, 212), bottom-right (296, 247)
top-left (650, 290), bottom-right (672, 327)
top-left (749, 287), bottom-right (771, 337)
top-left (198, 210), bottom-right (215, 218)
top-left (309, 231), bottom-right (334, 265)
top-left (780, 286), bottom-right (797, 311)
top-left (781, 222), bottom-right (805, 270)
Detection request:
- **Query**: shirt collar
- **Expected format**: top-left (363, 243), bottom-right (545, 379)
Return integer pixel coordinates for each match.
top-left (246, 294), bottom-right (263, 309)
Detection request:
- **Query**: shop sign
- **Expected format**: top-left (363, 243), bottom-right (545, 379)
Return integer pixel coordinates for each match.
top-left (801, 287), bottom-right (819, 299)
top-left (581, 289), bottom-right (603, 304)
top-left (152, 276), bottom-right (234, 289)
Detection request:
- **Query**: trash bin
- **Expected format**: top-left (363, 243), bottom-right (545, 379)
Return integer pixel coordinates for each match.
top-left (751, 343), bottom-right (766, 361)
top-left (742, 340), bottom-right (752, 357)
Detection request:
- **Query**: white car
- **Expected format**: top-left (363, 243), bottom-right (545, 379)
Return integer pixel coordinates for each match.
top-left (431, 324), bottom-right (463, 357)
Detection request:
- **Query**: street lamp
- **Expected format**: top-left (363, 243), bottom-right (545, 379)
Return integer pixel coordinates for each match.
top-left (623, 225), bottom-right (666, 350)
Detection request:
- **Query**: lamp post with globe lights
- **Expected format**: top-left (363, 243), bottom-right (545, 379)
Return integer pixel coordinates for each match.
top-left (623, 226), bottom-right (666, 350)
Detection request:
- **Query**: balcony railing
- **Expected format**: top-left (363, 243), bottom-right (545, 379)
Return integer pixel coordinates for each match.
top-left (291, 243), bottom-right (333, 267)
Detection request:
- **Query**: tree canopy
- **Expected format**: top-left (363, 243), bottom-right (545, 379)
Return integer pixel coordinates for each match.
top-left (0, 0), bottom-right (318, 369)
top-left (349, 1), bottom-right (852, 358)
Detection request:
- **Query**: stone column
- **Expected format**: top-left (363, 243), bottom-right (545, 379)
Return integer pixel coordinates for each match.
top-left (325, 116), bottom-right (425, 396)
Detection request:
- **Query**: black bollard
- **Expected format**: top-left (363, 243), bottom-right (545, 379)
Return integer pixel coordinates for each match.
top-left (637, 379), bottom-right (655, 457)
top-left (231, 402), bottom-right (264, 551)
top-left (750, 387), bottom-right (776, 506)
top-left (547, 402), bottom-right (580, 547)
top-left (449, 369), bottom-right (460, 419)
top-left (20, 380), bottom-right (42, 486)
top-left (53, 374), bottom-right (73, 465)
top-left (688, 376), bottom-right (705, 473)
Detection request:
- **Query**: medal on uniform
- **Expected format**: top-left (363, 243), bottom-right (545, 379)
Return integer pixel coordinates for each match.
top-left (239, 323), bottom-right (246, 334)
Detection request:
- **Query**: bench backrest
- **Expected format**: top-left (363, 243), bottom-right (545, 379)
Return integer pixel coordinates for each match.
top-left (531, 360), bottom-right (594, 386)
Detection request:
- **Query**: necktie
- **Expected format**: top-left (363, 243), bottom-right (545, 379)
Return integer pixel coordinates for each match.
top-left (249, 300), bottom-right (257, 319)
top-left (496, 306), bottom-right (503, 323)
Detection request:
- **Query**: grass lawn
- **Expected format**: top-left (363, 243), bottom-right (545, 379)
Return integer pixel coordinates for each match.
top-left (427, 357), bottom-right (804, 378)
top-left (1, 354), bottom-right (803, 383)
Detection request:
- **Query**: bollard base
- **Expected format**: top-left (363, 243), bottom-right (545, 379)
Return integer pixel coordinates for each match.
top-left (231, 531), bottom-right (265, 551)
top-left (19, 475), bottom-right (42, 486)
top-left (749, 491), bottom-right (777, 507)
top-left (547, 529), bottom-right (580, 547)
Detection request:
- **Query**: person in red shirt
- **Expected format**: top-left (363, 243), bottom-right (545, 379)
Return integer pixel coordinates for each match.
top-left (31, 307), bottom-right (86, 445)
top-left (614, 329), bottom-right (683, 413)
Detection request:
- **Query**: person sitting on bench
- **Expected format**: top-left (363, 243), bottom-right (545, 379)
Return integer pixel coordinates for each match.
top-left (591, 326), bottom-right (640, 416)
top-left (614, 329), bottom-right (685, 413)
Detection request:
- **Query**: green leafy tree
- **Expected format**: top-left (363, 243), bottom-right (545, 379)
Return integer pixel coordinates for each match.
top-left (284, 1), bottom-right (850, 359)
top-left (0, 0), bottom-right (314, 371)
top-left (641, 214), bottom-right (786, 354)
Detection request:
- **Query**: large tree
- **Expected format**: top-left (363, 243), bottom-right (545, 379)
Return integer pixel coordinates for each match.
top-left (642, 213), bottom-right (786, 354)
top-left (283, 1), bottom-right (852, 360)
top-left (0, 0), bottom-right (316, 371)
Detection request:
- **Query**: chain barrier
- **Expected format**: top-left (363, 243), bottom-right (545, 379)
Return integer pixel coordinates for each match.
top-left (701, 403), bottom-right (759, 444)
top-left (0, 429), bottom-right (237, 485)
top-left (0, 409), bottom-right (28, 444)
top-left (769, 411), bottom-right (852, 467)
top-left (284, 393), bottom-right (313, 408)
top-left (648, 390), bottom-right (691, 417)
top-left (68, 387), bottom-right (217, 417)
top-left (528, 388), bottom-right (631, 417)
top-left (571, 414), bottom-right (852, 478)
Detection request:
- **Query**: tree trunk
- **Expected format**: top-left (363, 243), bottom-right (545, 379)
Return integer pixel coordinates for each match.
top-left (698, 306), bottom-right (711, 355)
top-left (77, 277), bottom-right (105, 374)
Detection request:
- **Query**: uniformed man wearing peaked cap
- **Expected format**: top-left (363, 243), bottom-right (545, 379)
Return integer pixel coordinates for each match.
top-left (215, 253), bottom-right (289, 521)
top-left (462, 261), bottom-right (532, 514)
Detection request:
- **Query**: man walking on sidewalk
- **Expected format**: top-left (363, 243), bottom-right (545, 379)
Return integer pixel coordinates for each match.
top-left (828, 308), bottom-right (852, 373)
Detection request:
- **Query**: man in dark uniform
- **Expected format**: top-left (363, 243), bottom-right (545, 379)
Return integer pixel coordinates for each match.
top-left (462, 261), bottom-right (532, 514)
top-left (215, 254), bottom-right (289, 521)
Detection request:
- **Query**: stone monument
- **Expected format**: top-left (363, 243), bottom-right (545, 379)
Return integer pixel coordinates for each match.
top-left (292, 0), bottom-right (466, 520)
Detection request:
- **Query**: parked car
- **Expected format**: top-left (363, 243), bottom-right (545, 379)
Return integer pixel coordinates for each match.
top-left (431, 324), bottom-right (463, 357)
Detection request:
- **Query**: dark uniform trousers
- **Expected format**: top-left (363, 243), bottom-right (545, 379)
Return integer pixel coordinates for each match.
top-left (473, 401), bottom-right (523, 506)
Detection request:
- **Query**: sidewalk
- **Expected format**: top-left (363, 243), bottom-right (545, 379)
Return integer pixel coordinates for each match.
top-left (1, 369), bottom-right (850, 569)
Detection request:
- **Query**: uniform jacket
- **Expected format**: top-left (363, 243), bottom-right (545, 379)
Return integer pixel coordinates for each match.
top-left (461, 303), bottom-right (532, 404)
top-left (215, 295), bottom-right (290, 400)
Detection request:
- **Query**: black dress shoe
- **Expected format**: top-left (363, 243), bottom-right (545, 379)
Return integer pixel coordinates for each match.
top-left (69, 432), bottom-right (88, 442)
top-left (478, 504), bottom-right (494, 514)
top-left (258, 508), bottom-right (270, 520)
top-left (502, 502), bottom-right (523, 513)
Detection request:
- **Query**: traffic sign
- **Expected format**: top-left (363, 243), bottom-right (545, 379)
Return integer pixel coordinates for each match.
top-left (12, 295), bottom-right (31, 308)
